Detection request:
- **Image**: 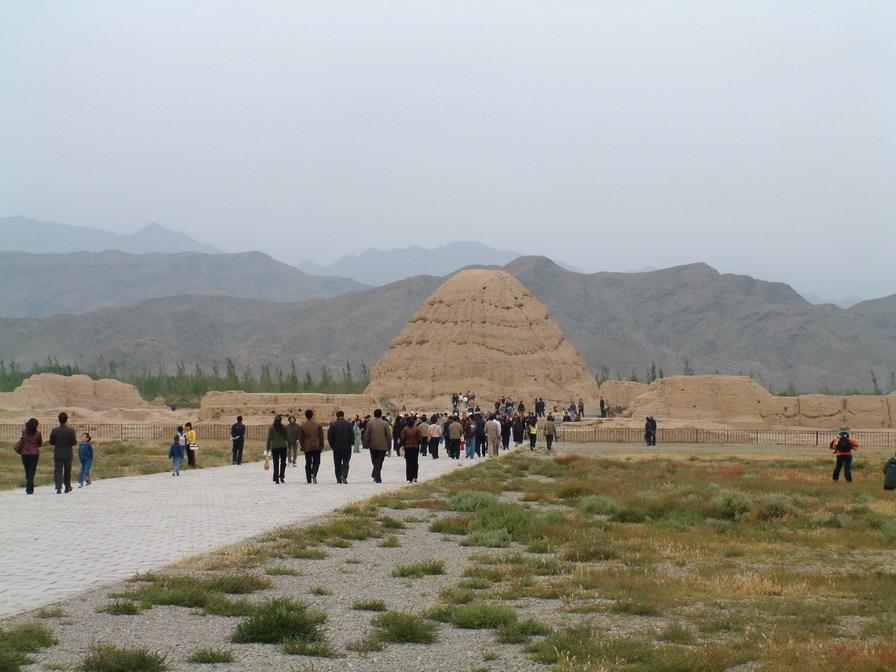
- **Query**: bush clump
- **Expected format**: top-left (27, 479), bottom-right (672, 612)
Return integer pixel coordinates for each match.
top-left (231, 598), bottom-right (327, 645)
top-left (447, 490), bottom-right (500, 512)
top-left (756, 493), bottom-right (799, 520)
top-left (80, 644), bottom-right (167, 672)
top-left (468, 503), bottom-right (538, 542)
top-left (579, 495), bottom-right (622, 516)
top-left (707, 489), bottom-right (753, 520)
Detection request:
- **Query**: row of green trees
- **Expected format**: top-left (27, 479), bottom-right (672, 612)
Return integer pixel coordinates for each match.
top-left (0, 358), bottom-right (371, 406)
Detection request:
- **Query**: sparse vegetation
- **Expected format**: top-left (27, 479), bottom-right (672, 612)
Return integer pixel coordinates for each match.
top-left (186, 649), bottom-right (234, 664)
top-left (80, 644), bottom-right (167, 672)
top-left (370, 611), bottom-right (438, 644)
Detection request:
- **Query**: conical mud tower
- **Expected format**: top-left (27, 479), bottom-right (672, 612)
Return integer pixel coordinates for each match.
top-left (366, 269), bottom-right (600, 410)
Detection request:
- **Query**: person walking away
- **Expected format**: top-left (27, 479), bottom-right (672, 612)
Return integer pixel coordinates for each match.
top-left (463, 415), bottom-right (477, 459)
top-left (298, 409), bottom-right (324, 484)
top-left (266, 415), bottom-right (289, 484)
top-left (363, 408), bottom-right (392, 482)
top-left (500, 414), bottom-right (512, 451)
top-left (353, 418), bottom-right (363, 454)
top-left (399, 417), bottom-right (423, 482)
top-left (328, 410), bottom-right (354, 484)
top-left (416, 416), bottom-right (430, 456)
top-left (445, 415), bottom-right (463, 459)
top-left (647, 416), bottom-right (657, 445)
top-left (16, 418), bottom-right (42, 495)
top-left (512, 414), bottom-right (524, 447)
top-left (184, 422), bottom-right (197, 467)
top-left (527, 414), bottom-right (538, 450)
top-left (485, 414), bottom-right (501, 457)
top-left (883, 452), bottom-right (896, 491)
top-left (475, 414), bottom-right (487, 457)
top-left (831, 426), bottom-right (859, 483)
top-left (543, 415), bottom-right (557, 451)
top-left (169, 435), bottom-right (186, 476)
top-left (49, 412), bottom-right (77, 494)
top-left (285, 415), bottom-right (300, 467)
top-left (230, 415), bottom-right (246, 465)
top-left (427, 414), bottom-right (442, 459)
top-left (77, 432), bottom-right (93, 487)
top-left (600, 398), bottom-right (607, 418)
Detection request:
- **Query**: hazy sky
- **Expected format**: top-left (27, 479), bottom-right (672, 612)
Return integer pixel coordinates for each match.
top-left (2, 1), bottom-right (894, 301)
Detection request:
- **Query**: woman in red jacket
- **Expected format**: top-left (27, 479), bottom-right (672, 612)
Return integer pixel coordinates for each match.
top-left (17, 418), bottom-right (43, 494)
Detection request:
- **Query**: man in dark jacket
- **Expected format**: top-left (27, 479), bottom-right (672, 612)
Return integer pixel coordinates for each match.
top-left (883, 453), bottom-right (896, 490)
top-left (831, 426), bottom-right (859, 483)
top-left (327, 410), bottom-right (354, 484)
top-left (363, 408), bottom-right (392, 482)
top-left (49, 411), bottom-right (77, 494)
top-left (298, 409), bottom-right (324, 484)
top-left (230, 415), bottom-right (246, 465)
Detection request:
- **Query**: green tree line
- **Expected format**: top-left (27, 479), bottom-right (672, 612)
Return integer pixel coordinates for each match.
top-left (0, 357), bottom-right (370, 406)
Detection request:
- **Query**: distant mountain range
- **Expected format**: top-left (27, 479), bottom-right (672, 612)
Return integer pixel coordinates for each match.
top-left (298, 241), bottom-right (583, 286)
top-left (0, 256), bottom-right (893, 394)
top-left (0, 250), bottom-right (367, 317)
top-left (0, 217), bottom-right (222, 255)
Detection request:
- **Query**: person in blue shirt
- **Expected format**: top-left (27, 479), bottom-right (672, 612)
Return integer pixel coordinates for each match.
top-left (78, 432), bottom-right (94, 488)
top-left (169, 435), bottom-right (186, 476)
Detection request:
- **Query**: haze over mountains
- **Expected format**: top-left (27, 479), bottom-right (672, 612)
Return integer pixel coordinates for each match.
top-left (0, 232), bottom-right (893, 394)
top-left (0, 217), bottom-right (223, 255)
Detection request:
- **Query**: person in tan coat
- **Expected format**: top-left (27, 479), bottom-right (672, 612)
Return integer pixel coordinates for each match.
top-left (298, 409), bottom-right (324, 484)
top-left (363, 408), bottom-right (393, 483)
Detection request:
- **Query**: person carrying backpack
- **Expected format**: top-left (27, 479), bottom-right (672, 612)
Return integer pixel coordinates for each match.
top-left (830, 426), bottom-right (859, 483)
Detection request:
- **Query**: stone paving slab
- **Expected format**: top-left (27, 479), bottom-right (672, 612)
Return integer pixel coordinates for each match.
top-left (0, 450), bottom-right (491, 619)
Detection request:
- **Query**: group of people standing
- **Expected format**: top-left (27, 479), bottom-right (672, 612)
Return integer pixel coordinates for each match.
top-left (14, 412), bottom-right (94, 494)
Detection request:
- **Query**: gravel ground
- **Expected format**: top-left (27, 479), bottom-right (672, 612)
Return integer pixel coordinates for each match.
top-left (8, 491), bottom-right (552, 671)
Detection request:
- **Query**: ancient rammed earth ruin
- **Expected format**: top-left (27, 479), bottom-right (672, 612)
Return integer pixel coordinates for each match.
top-left (364, 269), bottom-right (601, 410)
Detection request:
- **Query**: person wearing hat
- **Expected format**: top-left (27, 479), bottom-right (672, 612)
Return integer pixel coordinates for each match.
top-left (830, 426), bottom-right (859, 483)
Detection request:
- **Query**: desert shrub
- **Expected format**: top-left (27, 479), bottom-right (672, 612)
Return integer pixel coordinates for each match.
top-left (496, 618), bottom-right (552, 643)
top-left (352, 599), bottom-right (387, 612)
top-left (461, 529), bottom-right (513, 547)
top-left (370, 611), bottom-right (438, 644)
top-left (80, 644), bottom-right (167, 672)
top-left (231, 598), bottom-right (327, 645)
top-left (392, 560), bottom-right (445, 578)
top-left (756, 493), bottom-right (799, 520)
top-left (0, 622), bottom-right (57, 672)
top-left (707, 489), bottom-right (753, 520)
top-left (429, 514), bottom-right (472, 535)
top-left (447, 490), bottom-right (500, 512)
top-left (468, 503), bottom-right (538, 542)
top-left (186, 649), bottom-right (233, 664)
top-left (446, 602), bottom-right (518, 629)
top-left (99, 600), bottom-right (141, 615)
top-left (580, 495), bottom-right (621, 516)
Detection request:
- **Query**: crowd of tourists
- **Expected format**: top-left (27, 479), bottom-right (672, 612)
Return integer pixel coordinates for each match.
top-left (12, 403), bottom-right (894, 494)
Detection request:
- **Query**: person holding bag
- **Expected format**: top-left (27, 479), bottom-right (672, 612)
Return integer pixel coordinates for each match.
top-left (266, 415), bottom-right (289, 484)
top-left (16, 417), bottom-right (42, 495)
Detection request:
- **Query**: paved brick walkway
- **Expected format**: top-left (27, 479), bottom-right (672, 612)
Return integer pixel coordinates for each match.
top-left (0, 450), bottom-right (486, 618)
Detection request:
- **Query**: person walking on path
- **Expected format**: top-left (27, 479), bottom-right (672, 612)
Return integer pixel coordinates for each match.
top-left (485, 413), bottom-right (501, 457)
top-left (266, 415), bottom-right (289, 484)
top-left (77, 433), bottom-right (93, 487)
top-left (645, 416), bottom-right (657, 446)
top-left (445, 415), bottom-right (463, 460)
top-left (831, 426), bottom-right (859, 483)
top-left (399, 417), bottom-right (423, 482)
top-left (327, 410), bottom-right (354, 484)
top-left (16, 417), bottom-right (42, 495)
top-left (285, 416), bottom-right (301, 468)
top-left (352, 418), bottom-right (363, 454)
top-left (883, 453), bottom-right (896, 491)
top-left (543, 415), bottom-right (557, 451)
top-left (49, 412), bottom-right (77, 494)
top-left (427, 414), bottom-right (442, 459)
top-left (168, 435), bottom-right (186, 476)
top-left (230, 415), bottom-right (246, 465)
top-left (527, 414), bottom-right (538, 450)
top-left (416, 416), bottom-right (430, 457)
top-left (184, 422), bottom-right (197, 467)
top-left (463, 415), bottom-right (477, 459)
top-left (298, 409), bottom-right (324, 484)
top-left (363, 408), bottom-right (392, 482)
top-left (512, 413), bottom-right (525, 447)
